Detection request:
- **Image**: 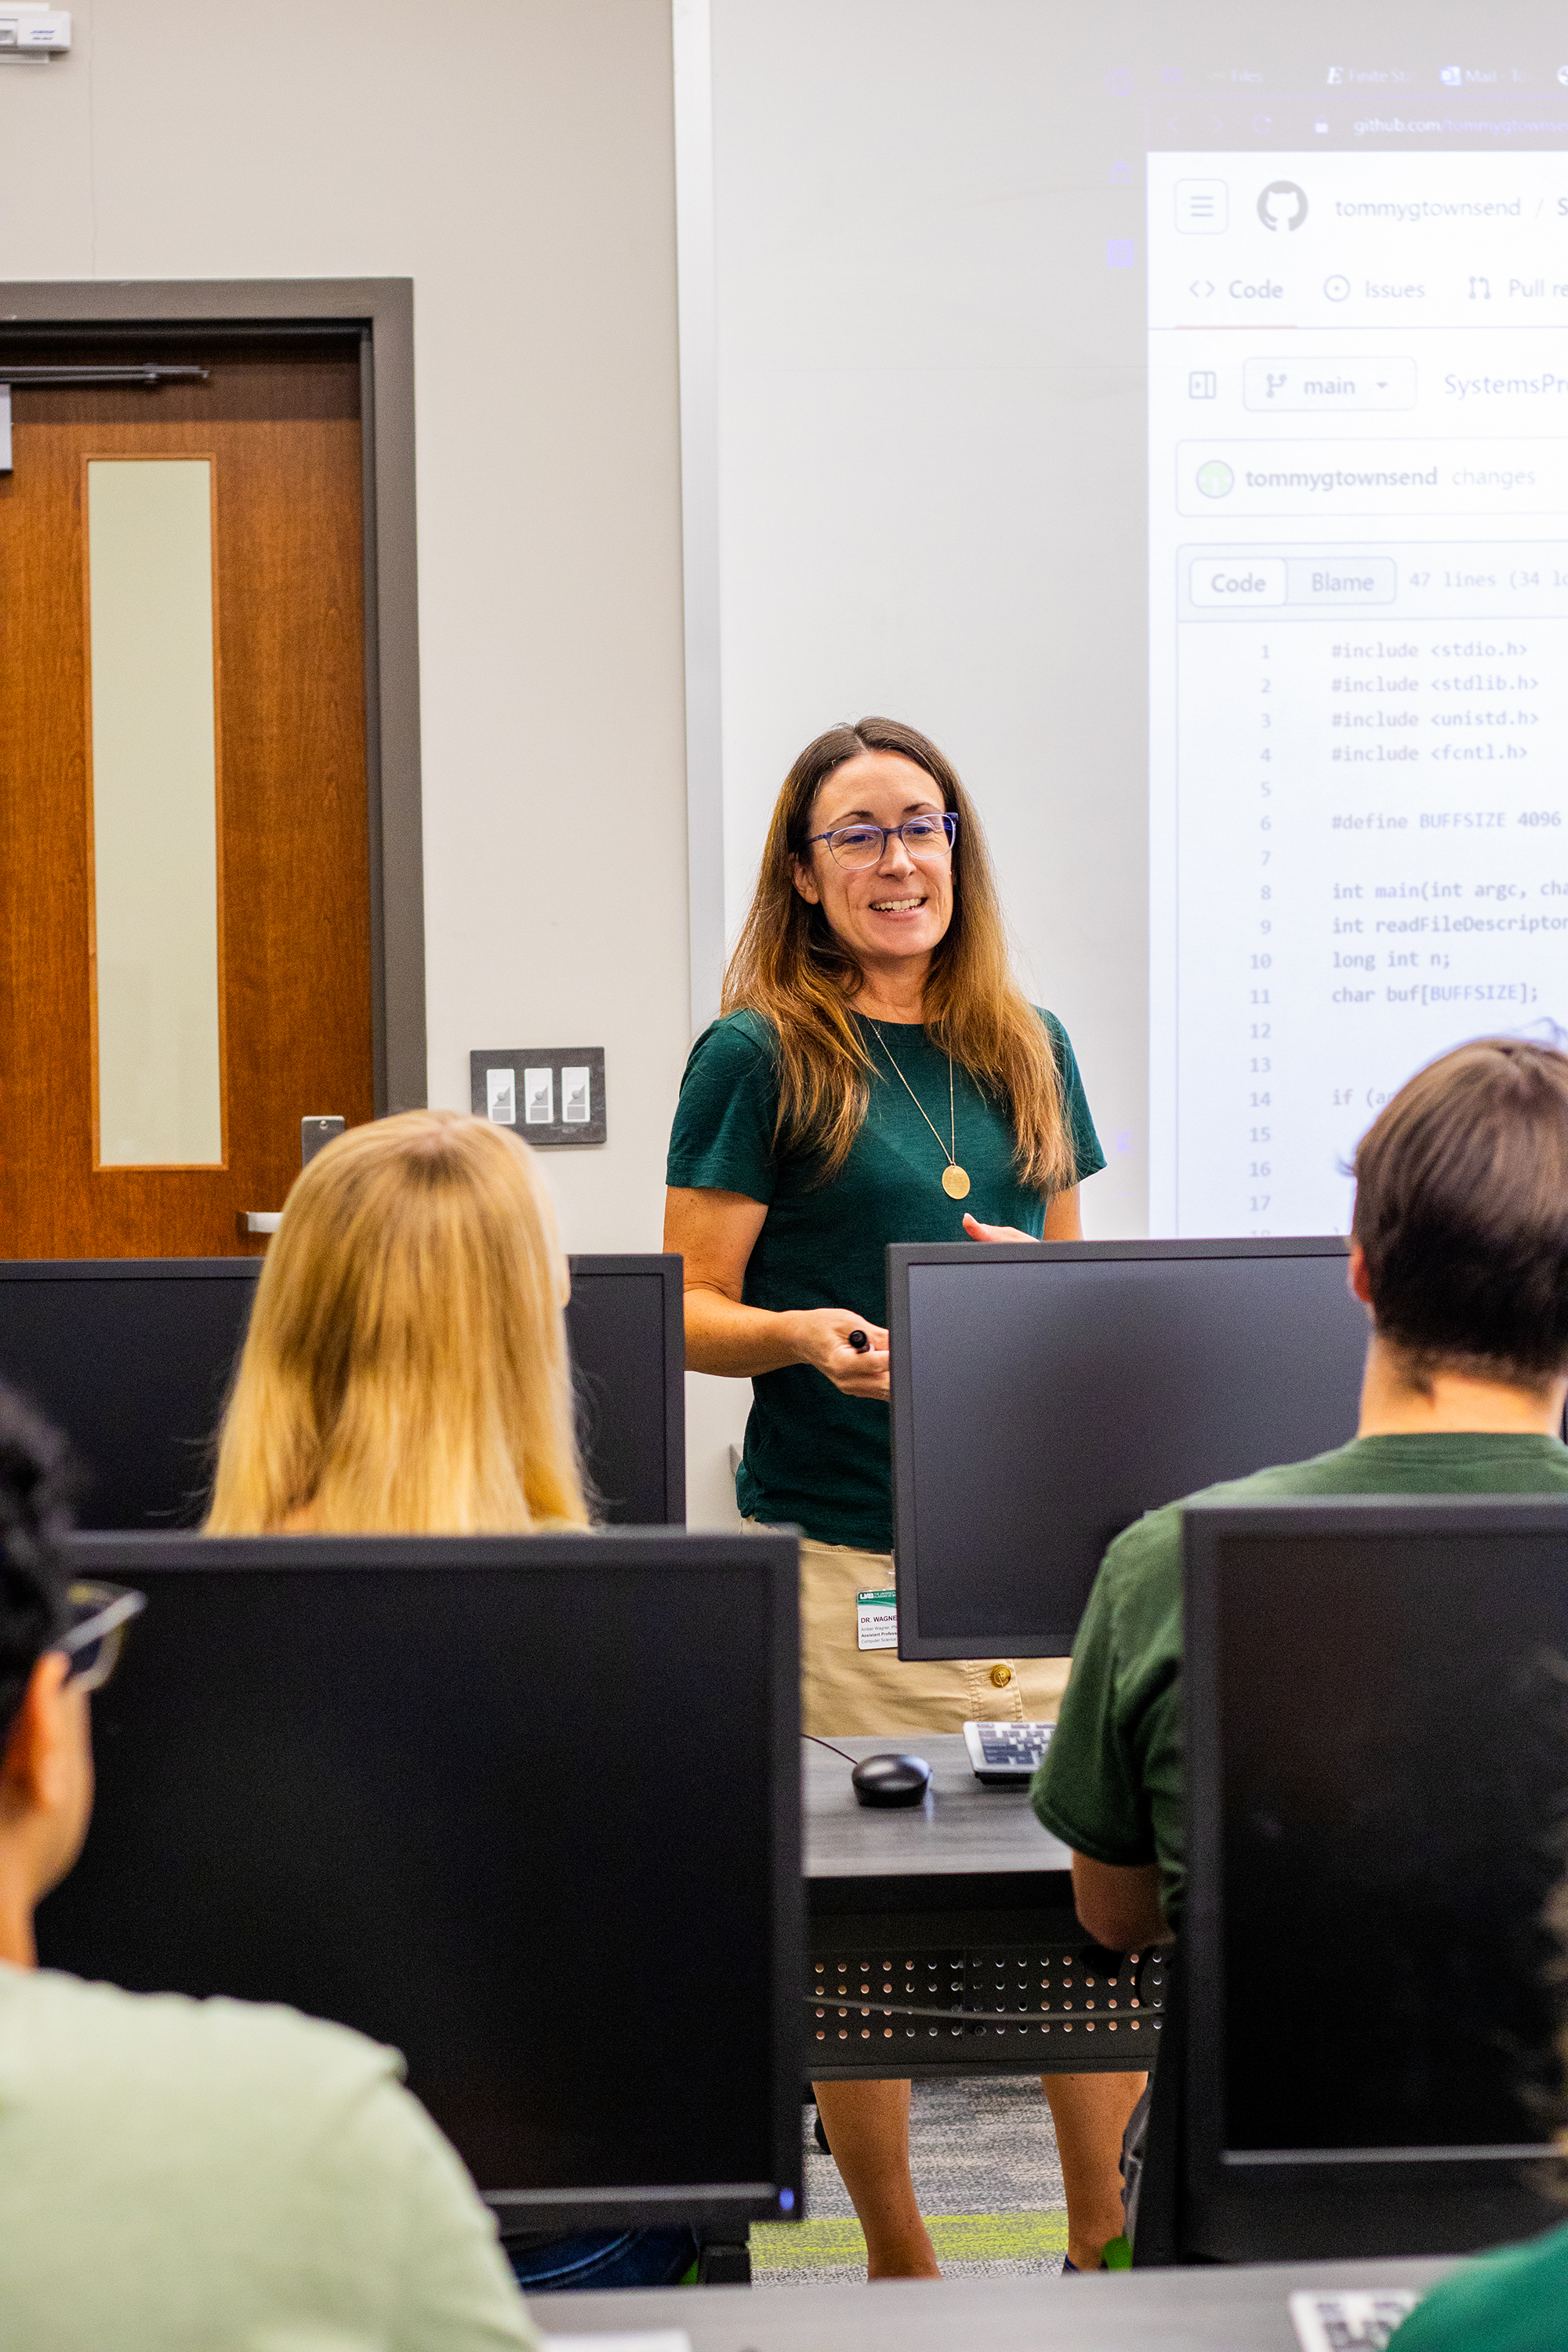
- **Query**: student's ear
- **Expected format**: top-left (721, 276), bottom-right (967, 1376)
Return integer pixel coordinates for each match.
top-left (790, 856), bottom-right (821, 907)
top-left (0, 1652), bottom-right (75, 1820)
top-left (1347, 1241), bottom-right (1375, 1310)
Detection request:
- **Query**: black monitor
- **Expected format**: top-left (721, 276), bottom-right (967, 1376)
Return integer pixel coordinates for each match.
top-left (0, 1253), bottom-right (684, 1528)
top-left (566, 1255), bottom-right (686, 1526)
top-left (887, 1236), bottom-right (1367, 1658)
top-left (1182, 1494), bottom-right (1568, 2262)
top-left (40, 1526), bottom-right (801, 2234)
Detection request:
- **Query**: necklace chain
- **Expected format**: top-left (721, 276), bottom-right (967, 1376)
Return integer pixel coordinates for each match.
top-left (867, 1022), bottom-right (959, 1170)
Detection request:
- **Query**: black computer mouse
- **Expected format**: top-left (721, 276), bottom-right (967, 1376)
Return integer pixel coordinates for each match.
top-left (851, 1751), bottom-right (932, 1808)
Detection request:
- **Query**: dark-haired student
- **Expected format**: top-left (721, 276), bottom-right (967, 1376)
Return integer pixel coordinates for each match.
top-left (0, 1386), bottom-right (540, 2352)
top-left (1035, 1037), bottom-right (1568, 2148)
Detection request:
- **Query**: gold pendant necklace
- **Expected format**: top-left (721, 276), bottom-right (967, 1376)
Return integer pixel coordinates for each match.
top-left (868, 1023), bottom-right (971, 1200)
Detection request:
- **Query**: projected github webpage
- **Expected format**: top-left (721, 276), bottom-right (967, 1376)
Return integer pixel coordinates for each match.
top-left (1149, 141), bottom-right (1568, 1235)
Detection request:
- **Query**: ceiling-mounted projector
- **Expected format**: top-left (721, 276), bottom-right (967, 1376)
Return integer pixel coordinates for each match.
top-left (0, 6), bottom-right (70, 54)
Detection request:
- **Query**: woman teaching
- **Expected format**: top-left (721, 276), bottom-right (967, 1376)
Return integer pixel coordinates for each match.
top-left (667, 714), bottom-right (1100, 1726)
top-left (664, 716), bottom-right (1144, 2278)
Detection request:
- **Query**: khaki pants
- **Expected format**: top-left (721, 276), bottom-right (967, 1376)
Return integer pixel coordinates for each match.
top-left (796, 1532), bottom-right (1070, 1738)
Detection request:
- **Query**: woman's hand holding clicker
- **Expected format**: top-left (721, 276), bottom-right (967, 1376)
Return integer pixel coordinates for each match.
top-left (784, 1308), bottom-right (891, 1399)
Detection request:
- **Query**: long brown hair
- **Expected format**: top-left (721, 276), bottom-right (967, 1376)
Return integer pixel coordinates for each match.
top-left (206, 1111), bottom-right (590, 1534)
top-left (722, 716), bottom-right (1073, 1191)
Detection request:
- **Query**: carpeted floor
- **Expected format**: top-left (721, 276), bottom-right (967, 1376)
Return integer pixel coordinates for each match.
top-left (750, 2073), bottom-right (1069, 2288)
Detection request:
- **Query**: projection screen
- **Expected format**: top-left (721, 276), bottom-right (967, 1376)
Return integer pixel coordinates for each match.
top-left (677, 0), bottom-right (1568, 1237)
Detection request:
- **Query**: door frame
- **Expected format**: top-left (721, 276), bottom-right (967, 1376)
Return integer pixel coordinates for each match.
top-left (0, 277), bottom-right (425, 1116)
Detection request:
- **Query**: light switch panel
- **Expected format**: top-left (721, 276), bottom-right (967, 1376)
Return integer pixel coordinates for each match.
top-left (470, 1048), bottom-right (606, 1147)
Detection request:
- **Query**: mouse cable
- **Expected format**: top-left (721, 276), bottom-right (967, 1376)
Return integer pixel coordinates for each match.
top-left (805, 1733), bottom-right (862, 1765)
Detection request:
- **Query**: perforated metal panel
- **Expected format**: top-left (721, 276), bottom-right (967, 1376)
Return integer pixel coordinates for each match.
top-left (808, 1936), bottom-right (1167, 2072)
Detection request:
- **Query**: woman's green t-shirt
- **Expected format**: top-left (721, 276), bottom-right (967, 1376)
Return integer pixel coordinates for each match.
top-left (666, 1007), bottom-right (1105, 1552)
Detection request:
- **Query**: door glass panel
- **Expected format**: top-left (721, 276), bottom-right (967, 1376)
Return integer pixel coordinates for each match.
top-left (87, 458), bottom-right (223, 1167)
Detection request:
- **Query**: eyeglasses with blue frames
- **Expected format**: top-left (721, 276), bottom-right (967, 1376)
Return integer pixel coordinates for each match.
top-left (806, 811), bottom-right (958, 871)
top-left (56, 1582), bottom-right (146, 1695)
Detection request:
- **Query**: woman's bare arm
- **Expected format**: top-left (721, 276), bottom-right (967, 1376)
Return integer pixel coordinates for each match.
top-left (663, 1185), bottom-right (891, 1398)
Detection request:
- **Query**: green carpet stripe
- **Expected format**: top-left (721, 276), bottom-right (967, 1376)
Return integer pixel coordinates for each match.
top-left (751, 2209), bottom-right (1069, 2270)
top-left (930, 2212), bottom-right (1070, 2260)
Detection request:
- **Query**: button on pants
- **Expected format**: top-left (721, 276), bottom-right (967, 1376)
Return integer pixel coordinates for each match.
top-left (794, 1531), bottom-right (1070, 1737)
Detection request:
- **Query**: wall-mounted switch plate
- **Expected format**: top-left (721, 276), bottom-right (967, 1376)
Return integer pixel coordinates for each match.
top-left (470, 1047), bottom-right (606, 1146)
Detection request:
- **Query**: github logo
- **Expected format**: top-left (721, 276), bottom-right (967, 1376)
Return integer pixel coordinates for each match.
top-left (1258, 180), bottom-right (1308, 230)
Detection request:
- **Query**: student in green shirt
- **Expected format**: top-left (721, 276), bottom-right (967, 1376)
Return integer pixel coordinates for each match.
top-left (666, 714), bottom-right (1134, 2278)
top-left (1036, 1035), bottom-right (1568, 1948)
top-left (1033, 1035), bottom-right (1568, 2272)
top-left (0, 1385), bottom-right (540, 2352)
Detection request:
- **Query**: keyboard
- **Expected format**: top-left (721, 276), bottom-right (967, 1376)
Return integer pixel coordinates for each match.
top-left (963, 1719), bottom-right (1053, 1785)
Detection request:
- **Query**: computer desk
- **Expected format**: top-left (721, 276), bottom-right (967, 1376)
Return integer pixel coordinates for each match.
top-left (803, 1733), bottom-right (1166, 2078)
top-left (535, 2252), bottom-right (1457, 2347)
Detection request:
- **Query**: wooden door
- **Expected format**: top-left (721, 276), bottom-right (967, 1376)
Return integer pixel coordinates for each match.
top-left (0, 338), bottom-right (375, 1258)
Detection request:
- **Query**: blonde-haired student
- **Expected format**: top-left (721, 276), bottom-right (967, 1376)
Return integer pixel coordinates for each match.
top-left (209, 1110), bottom-right (698, 2293)
top-left (209, 1109), bottom-right (589, 1537)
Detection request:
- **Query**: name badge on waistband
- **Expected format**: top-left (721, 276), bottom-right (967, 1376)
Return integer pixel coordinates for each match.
top-left (855, 1588), bottom-right (898, 1651)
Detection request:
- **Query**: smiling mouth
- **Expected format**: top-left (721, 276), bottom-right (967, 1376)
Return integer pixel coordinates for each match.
top-left (869, 895), bottom-right (927, 913)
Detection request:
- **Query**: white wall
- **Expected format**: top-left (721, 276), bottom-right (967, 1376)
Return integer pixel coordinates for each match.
top-left (0, 0), bottom-right (754, 1515)
top-left (699, 0), bottom-right (1151, 1239)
